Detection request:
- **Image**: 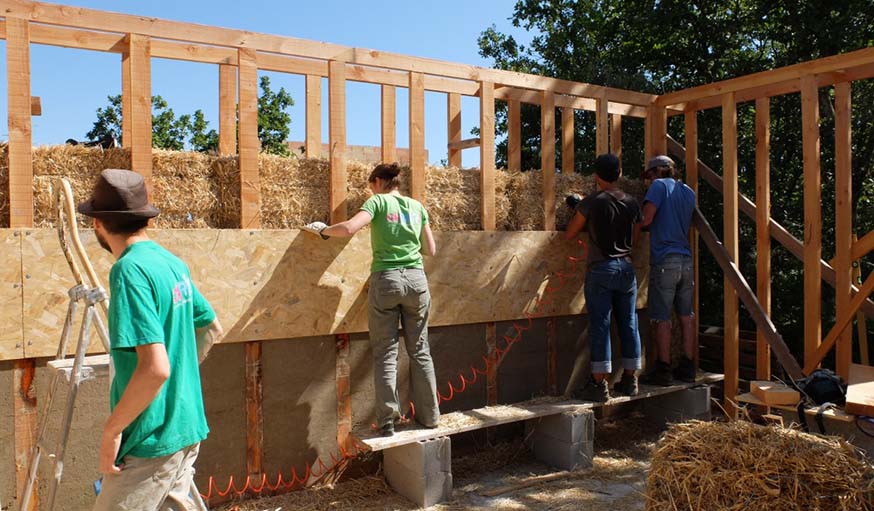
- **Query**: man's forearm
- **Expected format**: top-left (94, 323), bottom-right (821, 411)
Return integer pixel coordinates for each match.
top-left (196, 319), bottom-right (224, 363)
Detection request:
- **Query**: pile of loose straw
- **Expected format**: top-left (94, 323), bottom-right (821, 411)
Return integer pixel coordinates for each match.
top-left (647, 420), bottom-right (874, 511)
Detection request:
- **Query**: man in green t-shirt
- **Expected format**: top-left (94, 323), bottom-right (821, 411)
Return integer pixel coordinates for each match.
top-left (79, 169), bottom-right (223, 511)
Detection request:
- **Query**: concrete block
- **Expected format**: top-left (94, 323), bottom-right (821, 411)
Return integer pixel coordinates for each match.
top-left (525, 411), bottom-right (593, 444)
top-left (525, 434), bottom-right (593, 470)
top-left (642, 386), bottom-right (711, 427)
top-left (383, 437), bottom-right (452, 508)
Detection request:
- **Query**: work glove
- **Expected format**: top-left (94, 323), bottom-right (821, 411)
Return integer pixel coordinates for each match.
top-left (565, 193), bottom-right (582, 210)
top-left (302, 221), bottom-right (329, 239)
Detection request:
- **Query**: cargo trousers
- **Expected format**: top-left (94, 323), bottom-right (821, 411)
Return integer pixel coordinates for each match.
top-left (368, 268), bottom-right (440, 428)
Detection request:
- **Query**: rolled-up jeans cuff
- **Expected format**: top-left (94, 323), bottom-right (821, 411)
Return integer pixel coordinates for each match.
top-left (623, 357), bottom-right (642, 370)
top-left (591, 360), bottom-right (612, 374)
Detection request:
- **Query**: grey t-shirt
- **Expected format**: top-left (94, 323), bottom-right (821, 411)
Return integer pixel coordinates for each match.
top-left (576, 189), bottom-right (642, 264)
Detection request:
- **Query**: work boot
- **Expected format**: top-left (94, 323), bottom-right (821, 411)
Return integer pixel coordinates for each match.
top-left (615, 372), bottom-right (639, 397)
top-left (646, 361), bottom-right (674, 387)
top-left (674, 356), bottom-right (696, 383)
top-left (573, 376), bottom-right (610, 403)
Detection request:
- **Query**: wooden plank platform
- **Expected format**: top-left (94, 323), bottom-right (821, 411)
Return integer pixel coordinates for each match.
top-left (357, 372), bottom-right (724, 451)
top-left (736, 392), bottom-right (854, 423)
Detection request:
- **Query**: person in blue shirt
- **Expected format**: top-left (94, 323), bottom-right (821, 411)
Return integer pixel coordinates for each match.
top-left (641, 156), bottom-right (697, 385)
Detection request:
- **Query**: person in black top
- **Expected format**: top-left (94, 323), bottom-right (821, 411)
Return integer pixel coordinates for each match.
top-left (565, 153), bottom-right (643, 402)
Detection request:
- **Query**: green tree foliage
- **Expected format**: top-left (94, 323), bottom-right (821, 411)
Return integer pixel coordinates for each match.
top-left (479, 0), bottom-right (874, 359)
top-left (86, 77), bottom-right (293, 155)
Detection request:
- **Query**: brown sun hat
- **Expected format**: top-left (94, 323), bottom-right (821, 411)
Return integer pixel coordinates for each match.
top-left (77, 169), bottom-right (160, 219)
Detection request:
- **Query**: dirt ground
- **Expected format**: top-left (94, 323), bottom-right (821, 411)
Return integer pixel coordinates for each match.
top-left (215, 414), bottom-right (657, 511)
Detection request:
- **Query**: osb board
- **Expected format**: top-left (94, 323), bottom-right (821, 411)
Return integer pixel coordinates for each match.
top-left (12, 229), bottom-right (650, 359)
top-left (0, 231), bottom-right (24, 359)
top-left (845, 363), bottom-right (874, 417)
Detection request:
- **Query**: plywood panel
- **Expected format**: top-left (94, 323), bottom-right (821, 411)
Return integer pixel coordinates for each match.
top-left (13, 229), bottom-right (650, 358)
top-left (846, 363), bottom-right (874, 417)
top-left (0, 232), bottom-right (24, 359)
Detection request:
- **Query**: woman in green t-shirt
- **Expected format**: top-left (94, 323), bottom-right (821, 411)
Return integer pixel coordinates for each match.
top-left (305, 163), bottom-right (439, 437)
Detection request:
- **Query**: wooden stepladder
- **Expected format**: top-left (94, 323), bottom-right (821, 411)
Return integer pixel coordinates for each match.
top-left (20, 179), bottom-right (112, 511)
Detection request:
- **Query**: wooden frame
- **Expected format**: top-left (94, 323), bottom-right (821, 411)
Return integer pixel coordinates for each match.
top-left (755, 97), bottom-right (771, 380)
top-left (380, 85), bottom-right (396, 163)
top-left (541, 91), bottom-right (556, 231)
top-left (219, 64), bottom-right (238, 156)
top-left (801, 76), bottom-right (822, 369)
top-left (480, 81), bottom-right (496, 230)
top-left (305, 74), bottom-right (322, 158)
top-left (447, 93), bottom-right (462, 168)
top-left (408, 72), bottom-right (426, 201)
top-left (238, 48), bottom-right (260, 228)
top-left (722, 93), bottom-right (739, 417)
top-left (5, 16), bottom-right (33, 228)
top-left (834, 82), bottom-right (853, 378)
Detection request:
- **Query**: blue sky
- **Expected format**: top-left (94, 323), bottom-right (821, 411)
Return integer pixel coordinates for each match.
top-left (0, 0), bottom-right (533, 166)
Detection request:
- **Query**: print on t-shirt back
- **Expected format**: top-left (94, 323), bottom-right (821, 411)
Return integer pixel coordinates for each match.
top-left (172, 274), bottom-right (193, 307)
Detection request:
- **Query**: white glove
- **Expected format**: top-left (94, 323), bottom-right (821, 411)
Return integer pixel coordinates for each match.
top-left (302, 221), bottom-right (329, 239)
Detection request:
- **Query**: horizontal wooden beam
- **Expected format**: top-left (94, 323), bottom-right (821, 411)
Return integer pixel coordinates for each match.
top-left (668, 62), bottom-right (874, 115)
top-left (494, 86), bottom-right (649, 118)
top-left (666, 136), bottom-right (874, 320)
top-left (804, 271), bottom-right (874, 374)
top-left (693, 209), bottom-right (804, 380)
top-left (447, 138), bottom-right (480, 151)
top-left (0, 1), bottom-right (655, 106)
top-left (659, 45), bottom-right (874, 107)
top-left (30, 96), bottom-right (40, 116)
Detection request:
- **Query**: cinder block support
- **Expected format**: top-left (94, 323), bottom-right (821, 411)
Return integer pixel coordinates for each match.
top-left (383, 437), bottom-right (452, 508)
top-left (524, 410), bottom-right (594, 470)
top-left (641, 386), bottom-right (711, 428)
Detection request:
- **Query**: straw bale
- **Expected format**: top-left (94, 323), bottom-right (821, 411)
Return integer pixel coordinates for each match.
top-left (18, 145), bottom-right (650, 231)
top-left (646, 420), bottom-right (874, 511)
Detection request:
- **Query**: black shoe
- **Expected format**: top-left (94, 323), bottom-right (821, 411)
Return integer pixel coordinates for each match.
top-left (615, 372), bottom-right (639, 397)
top-left (573, 376), bottom-right (610, 402)
top-left (674, 356), bottom-right (696, 383)
top-left (380, 422), bottom-right (394, 437)
top-left (646, 361), bottom-right (674, 387)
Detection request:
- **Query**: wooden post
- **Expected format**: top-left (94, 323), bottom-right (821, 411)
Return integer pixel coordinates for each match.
top-left (124, 34), bottom-right (152, 181)
top-left (644, 107), bottom-right (654, 161)
top-left (595, 96), bottom-right (608, 156)
top-left (835, 81), bottom-right (853, 378)
top-left (486, 323), bottom-right (497, 406)
top-left (755, 97), bottom-right (771, 380)
top-left (336, 334), bottom-right (352, 451)
top-left (855, 255), bottom-right (870, 365)
top-left (238, 48), bottom-right (260, 228)
top-left (722, 93), bottom-right (739, 418)
top-left (14, 360), bottom-right (38, 510)
top-left (801, 75), bottom-right (822, 369)
top-left (409, 72), bottom-right (426, 202)
top-left (305, 74), bottom-right (322, 158)
top-left (547, 318), bottom-right (558, 396)
top-left (685, 110), bottom-right (699, 373)
top-left (508, 99), bottom-right (522, 171)
top-left (329, 60), bottom-right (347, 223)
top-left (121, 49), bottom-right (132, 149)
top-left (6, 17), bottom-right (33, 228)
top-left (244, 342), bottom-right (263, 481)
top-left (561, 107), bottom-right (574, 173)
top-left (218, 64), bottom-right (237, 156)
top-left (448, 92), bottom-right (462, 168)
top-left (652, 105), bottom-right (667, 156)
top-left (381, 85), bottom-right (396, 163)
top-left (610, 114), bottom-right (622, 158)
top-left (480, 81), bottom-right (496, 231)
top-left (541, 91), bottom-right (556, 230)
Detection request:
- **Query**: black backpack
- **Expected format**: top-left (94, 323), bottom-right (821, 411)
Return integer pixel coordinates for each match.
top-left (792, 369), bottom-right (847, 433)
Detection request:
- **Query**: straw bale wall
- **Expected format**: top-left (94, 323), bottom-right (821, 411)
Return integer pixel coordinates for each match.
top-left (0, 144), bottom-right (646, 231)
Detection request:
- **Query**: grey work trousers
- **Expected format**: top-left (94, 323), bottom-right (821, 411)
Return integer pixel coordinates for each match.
top-left (368, 268), bottom-right (440, 428)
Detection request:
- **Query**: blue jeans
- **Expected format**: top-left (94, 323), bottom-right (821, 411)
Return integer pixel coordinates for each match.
top-left (584, 258), bottom-right (642, 374)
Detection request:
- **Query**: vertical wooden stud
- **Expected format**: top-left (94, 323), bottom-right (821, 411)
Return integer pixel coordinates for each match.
top-left (486, 323), bottom-right (497, 406)
top-left (480, 81), bottom-right (496, 231)
top-left (218, 63), bottom-right (237, 156)
top-left (835, 82), bottom-right (853, 378)
top-left (305, 74), bottom-right (322, 158)
top-left (238, 48), bottom-right (260, 228)
top-left (409, 72), bottom-right (426, 202)
top-left (801, 76), bottom-right (822, 368)
top-left (329, 60), bottom-right (347, 223)
top-left (755, 97), bottom-right (771, 380)
top-left (595, 96), bottom-right (608, 156)
top-left (561, 107), bottom-right (574, 173)
top-left (244, 342), bottom-right (263, 481)
top-left (508, 99), bottom-right (522, 171)
top-left (685, 110), bottom-right (699, 374)
top-left (610, 114), bottom-right (622, 158)
top-left (381, 85), bottom-right (396, 163)
top-left (124, 34), bottom-right (152, 181)
top-left (447, 92), bottom-right (462, 168)
top-left (14, 360), bottom-right (38, 510)
top-left (6, 17), bottom-right (34, 228)
top-left (651, 105), bottom-right (667, 156)
top-left (722, 93), bottom-right (739, 418)
top-left (541, 91), bottom-right (556, 230)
